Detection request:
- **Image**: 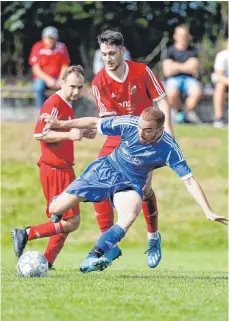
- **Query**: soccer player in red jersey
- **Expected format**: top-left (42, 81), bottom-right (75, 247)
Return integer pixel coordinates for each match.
top-left (92, 30), bottom-right (174, 268)
top-left (11, 65), bottom-right (95, 268)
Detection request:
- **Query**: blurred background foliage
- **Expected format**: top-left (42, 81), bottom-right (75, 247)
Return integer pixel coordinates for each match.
top-left (1, 1), bottom-right (228, 82)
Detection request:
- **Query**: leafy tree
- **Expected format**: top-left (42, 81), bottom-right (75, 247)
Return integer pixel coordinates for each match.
top-left (1, 1), bottom-right (228, 83)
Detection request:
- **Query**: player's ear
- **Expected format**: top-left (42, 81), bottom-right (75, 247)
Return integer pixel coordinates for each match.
top-left (121, 46), bottom-right (126, 56)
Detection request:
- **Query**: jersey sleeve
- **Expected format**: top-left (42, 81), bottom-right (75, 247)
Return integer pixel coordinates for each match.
top-left (34, 97), bottom-right (60, 138)
top-left (92, 81), bottom-right (118, 117)
top-left (60, 43), bottom-right (70, 65)
top-left (97, 115), bottom-right (138, 137)
top-left (165, 46), bottom-right (174, 60)
top-left (144, 66), bottom-right (166, 102)
top-left (29, 42), bottom-right (40, 65)
top-left (166, 144), bottom-right (193, 180)
top-left (214, 52), bottom-right (224, 72)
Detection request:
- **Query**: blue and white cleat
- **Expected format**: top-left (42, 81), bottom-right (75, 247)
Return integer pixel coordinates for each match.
top-left (80, 256), bottom-right (110, 274)
top-left (145, 232), bottom-right (162, 268)
top-left (104, 245), bottom-right (122, 263)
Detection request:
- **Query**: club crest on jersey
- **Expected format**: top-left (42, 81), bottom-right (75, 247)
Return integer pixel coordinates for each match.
top-left (129, 84), bottom-right (137, 95)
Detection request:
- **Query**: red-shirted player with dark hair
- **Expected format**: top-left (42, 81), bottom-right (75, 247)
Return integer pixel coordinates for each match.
top-left (29, 26), bottom-right (70, 108)
top-left (92, 30), bottom-right (174, 268)
top-left (12, 65), bottom-right (96, 269)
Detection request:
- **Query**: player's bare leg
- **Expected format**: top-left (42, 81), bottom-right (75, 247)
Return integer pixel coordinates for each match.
top-left (80, 190), bottom-right (142, 273)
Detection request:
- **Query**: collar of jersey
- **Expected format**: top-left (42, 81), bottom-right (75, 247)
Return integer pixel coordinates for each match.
top-left (56, 91), bottom-right (73, 108)
top-left (105, 61), bottom-right (129, 83)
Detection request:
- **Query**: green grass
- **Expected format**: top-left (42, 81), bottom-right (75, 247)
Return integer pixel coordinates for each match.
top-left (2, 246), bottom-right (228, 321)
top-left (1, 123), bottom-right (228, 321)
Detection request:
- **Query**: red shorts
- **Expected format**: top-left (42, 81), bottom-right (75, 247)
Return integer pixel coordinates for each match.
top-left (40, 163), bottom-right (80, 219)
top-left (98, 136), bottom-right (121, 158)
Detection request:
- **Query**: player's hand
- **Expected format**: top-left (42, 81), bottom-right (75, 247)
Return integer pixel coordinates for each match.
top-left (68, 128), bottom-right (83, 141)
top-left (206, 211), bottom-right (228, 225)
top-left (83, 129), bottom-right (97, 139)
top-left (45, 77), bottom-right (57, 88)
top-left (40, 113), bottom-right (60, 128)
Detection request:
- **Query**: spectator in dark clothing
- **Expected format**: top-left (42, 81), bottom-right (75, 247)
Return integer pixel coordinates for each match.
top-left (162, 25), bottom-right (202, 124)
top-left (29, 26), bottom-right (70, 108)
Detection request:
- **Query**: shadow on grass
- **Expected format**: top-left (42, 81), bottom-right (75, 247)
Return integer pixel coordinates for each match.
top-left (119, 272), bottom-right (228, 281)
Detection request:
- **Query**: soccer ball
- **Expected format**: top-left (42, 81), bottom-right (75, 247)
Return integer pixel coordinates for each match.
top-left (17, 251), bottom-right (48, 277)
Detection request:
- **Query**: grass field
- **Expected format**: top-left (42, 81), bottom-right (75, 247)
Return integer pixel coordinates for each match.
top-left (1, 123), bottom-right (228, 321)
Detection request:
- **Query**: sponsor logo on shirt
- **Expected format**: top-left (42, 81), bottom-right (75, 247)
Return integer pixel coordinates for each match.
top-left (129, 84), bottom-right (137, 95)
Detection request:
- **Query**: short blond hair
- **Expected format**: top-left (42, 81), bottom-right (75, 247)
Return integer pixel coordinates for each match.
top-left (62, 65), bottom-right (85, 81)
top-left (141, 107), bottom-right (165, 128)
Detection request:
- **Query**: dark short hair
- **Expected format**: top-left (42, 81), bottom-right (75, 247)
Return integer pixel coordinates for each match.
top-left (97, 30), bottom-right (124, 47)
top-left (141, 107), bottom-right (165, 128)
top-left (62, 65), bottom-right (85, 81)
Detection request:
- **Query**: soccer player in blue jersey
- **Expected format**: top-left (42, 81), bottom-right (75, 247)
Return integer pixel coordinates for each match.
top-left (40, 107), bottom-right (228, 273)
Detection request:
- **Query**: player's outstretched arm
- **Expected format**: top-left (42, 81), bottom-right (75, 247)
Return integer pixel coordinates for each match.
top-left (40, 113), bottom-right (99, 129)
top-left (183, 176), bottom-right (228, 225)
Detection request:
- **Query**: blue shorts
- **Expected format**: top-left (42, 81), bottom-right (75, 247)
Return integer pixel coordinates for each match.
top-left (65, 157), bottom-right (143, 204)
top-left (165, 75), bottom-right (201, 95)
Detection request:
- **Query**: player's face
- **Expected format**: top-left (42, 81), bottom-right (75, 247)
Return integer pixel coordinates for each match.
top-left (138, 118), bottom-right (163, 144)
top-left (100, 43), bottom-right (125, 71)
top-left (61, 73), bottom-right (84, 101)
top-left (43, 37), bottom-right (56, 49)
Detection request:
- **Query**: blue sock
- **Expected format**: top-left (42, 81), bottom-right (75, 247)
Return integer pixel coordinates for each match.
top-left (96, 224), bottom-right (125, 253)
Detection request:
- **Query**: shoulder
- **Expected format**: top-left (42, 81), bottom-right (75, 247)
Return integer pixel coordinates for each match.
top-left (55, 41), bottom-right (67, 52)
top-left (44, 93), bottom-right (61, 107)
top-left (113, 115), bottom-right (139, 127)
top-left (187, 45), bottom-right (198, 55)
top-left (216, 50), bottom-right (228, 60)
top-left (92, 68), bottom-right (105, 86)
top-left (128, 60), bottom-right (146, 72)
top-left (31, 40), bottom-right (43, 51)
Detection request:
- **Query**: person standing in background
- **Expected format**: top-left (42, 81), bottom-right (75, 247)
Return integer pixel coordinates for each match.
top-left (29, 26), bottom-right (70, 108)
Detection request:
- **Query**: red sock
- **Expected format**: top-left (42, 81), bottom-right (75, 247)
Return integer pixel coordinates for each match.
top-left (94, 199), bottom-right (114, 233)
top-left (28, 221), bottom-right (64, 240)
top-left (44, 233), bottom-right (68, 265)
top-left (142, 190), bottom-right (158, 233)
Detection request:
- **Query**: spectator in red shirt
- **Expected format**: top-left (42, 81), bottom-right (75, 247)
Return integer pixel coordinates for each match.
top-left (29, 26), bottom-right (70, 108)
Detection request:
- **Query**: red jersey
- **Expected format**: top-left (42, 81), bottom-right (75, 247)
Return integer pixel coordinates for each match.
top-left (91, 60), bottom-right (165, 150)
top-left (29, 41), bottom-right (70, 79)
top-left (34, 93), bottom-right (75, 168)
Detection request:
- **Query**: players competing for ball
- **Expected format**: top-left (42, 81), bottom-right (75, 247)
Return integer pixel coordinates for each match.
top-left (37, 107), bottom-right (228, 273)
top-left (91, 30), bottom-right (174, 269)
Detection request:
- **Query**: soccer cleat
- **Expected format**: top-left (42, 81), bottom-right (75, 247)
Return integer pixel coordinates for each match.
top-left (80, 256), bottom-right (110, 274)
top-left (213, 119), bottom-right (224, 128)
top-left (51, 214), bottom-right (63, 223)
top-left (11, 228), bottom-right (28, 258)
top-left (145, 232), bottom-right (162, 268)
top-left (103, 245), bottom-right (122, 263)
top-left (48, 262), bottom-right (56, 270)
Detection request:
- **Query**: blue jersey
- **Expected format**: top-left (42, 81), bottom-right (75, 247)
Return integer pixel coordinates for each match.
top-left (65, 115), bottom-right (192, 203)
top-left (98, 115), bottom-right (192, 187)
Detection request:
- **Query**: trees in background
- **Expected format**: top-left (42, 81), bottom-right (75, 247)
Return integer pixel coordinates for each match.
top-left (2, 1), bottom-right (228, 82)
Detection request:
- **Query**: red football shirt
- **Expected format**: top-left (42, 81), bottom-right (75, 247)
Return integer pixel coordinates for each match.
top-left (34, 92), bottom-right (75, 168)
top-left (29, 41), bottom-right (70, 79)
top-left (91, 60), bottom-right (165, 149)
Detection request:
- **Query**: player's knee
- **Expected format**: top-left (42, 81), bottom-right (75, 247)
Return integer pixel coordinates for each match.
top-left (143, 186), bottom-right (153, 199)
top-left (67, 216), bottom-right (80, 232)
top-left (49, 200), bottom-right (61, 215)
